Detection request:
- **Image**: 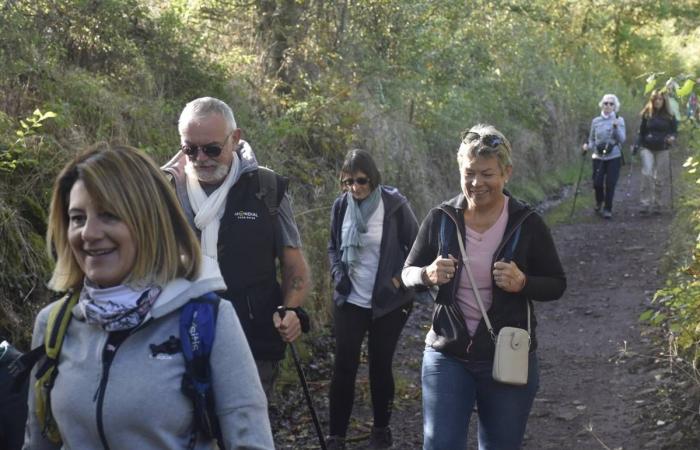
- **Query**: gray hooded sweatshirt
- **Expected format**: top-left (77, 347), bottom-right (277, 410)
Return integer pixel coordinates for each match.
top-left (23, 258), bottom-right (274, 450)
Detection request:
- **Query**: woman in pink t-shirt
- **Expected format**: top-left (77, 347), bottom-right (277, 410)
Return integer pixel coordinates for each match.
top-left (402, 124), bottom-right (566, 449)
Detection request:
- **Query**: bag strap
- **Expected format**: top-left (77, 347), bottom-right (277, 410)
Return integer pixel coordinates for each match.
top-left (455, 222), bottom-right (530, 338)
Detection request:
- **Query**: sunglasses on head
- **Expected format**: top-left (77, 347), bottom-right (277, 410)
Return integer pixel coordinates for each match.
top-left (181, 132), bottom-right (232, 158)
top-left (461, 131), bottom-right (505, 149)
top-left (342, 177), bottom-right (370, 187)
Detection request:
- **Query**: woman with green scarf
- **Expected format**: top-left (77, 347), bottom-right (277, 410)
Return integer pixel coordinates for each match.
top-left (327, 149), bottom-right (419, 449)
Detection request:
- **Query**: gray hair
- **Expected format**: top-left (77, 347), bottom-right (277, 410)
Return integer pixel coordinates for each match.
top-left (598, 94), bottom-right (620, 112)
top-left (457, 123), bottom-right (513, 174)
top-left (178, 97), bottom-right (237, 135)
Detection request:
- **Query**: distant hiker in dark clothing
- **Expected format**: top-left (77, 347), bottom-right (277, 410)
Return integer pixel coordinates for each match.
top-left (162, 97), bottom-right (311, 399)
top-left (582, 93), bottom-right (626, 219)
top-left (327, 149), bottom-right (419, 449)
top-left (402, 124), bottom-right (566, 450)
top-left (633, 90), bottom-right (677, 215)
top-left (23, 144), bottom-right (273, 449)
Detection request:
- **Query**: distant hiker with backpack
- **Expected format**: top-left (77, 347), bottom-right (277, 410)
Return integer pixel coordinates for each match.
top-left (632, 90), bottom-right (678, 215)
top-left (162, 97), bottom-right (311, 400)
top-left (401, 124), bottom-right (566, 450)
top-left (22, 144), bottom-right (273, 449)
top-left (326, 149), bottom-right (419, 449)
top-left (581, 93), bottom-right (627, 219)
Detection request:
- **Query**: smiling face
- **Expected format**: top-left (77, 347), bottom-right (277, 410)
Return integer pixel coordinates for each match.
top-left (67, 180), bottom-right (137, 288)
top-left (460, 155), bottom-right (511, 211)
top-left (180, 113), bottom-right (239, 185)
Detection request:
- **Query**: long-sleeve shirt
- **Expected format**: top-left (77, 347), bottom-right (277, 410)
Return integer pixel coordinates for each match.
top-left (587, 113), bottom-right (626, 161)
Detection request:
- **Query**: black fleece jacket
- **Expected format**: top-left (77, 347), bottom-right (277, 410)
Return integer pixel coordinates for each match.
top-left (403, 193), bottom-right (566, 361)
top-left (635, 114), bottom-right (678, 151)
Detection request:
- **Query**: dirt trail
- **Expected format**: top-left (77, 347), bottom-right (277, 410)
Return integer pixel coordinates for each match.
top-left (273, 162), bottom-right (687, 449)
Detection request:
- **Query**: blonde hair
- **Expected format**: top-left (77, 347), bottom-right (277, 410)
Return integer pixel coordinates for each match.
top-left (457, 123), bottom-right (513, 174)
top-left (47, 143), bottom-right (201, 290)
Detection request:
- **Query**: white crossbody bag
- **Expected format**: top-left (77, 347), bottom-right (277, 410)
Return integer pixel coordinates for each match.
top-left (455, 224), bottom-right (531, 386)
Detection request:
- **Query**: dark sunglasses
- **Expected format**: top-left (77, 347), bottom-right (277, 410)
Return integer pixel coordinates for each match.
top-left (181, 133), bottom-right (232, 158)
top-left (461, 131), bottom-right (505, 148)
top-left (342, 177), bottom-right (370, 187)
top-left (603, 101), bottom-right (615, 106)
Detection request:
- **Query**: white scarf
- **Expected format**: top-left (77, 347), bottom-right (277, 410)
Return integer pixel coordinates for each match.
top-left (184, 149), bottom-right (243, 260)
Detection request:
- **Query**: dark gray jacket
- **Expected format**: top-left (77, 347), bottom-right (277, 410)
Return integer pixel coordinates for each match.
top-left (328, 186), bottom-right (419, 318)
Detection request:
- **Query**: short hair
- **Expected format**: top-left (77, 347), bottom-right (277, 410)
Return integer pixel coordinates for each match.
top-left (178, 97), bottom-right (237, 136)
top-left (340, 149), bottom-right (382, 190)
top-left (598, 94), bottom-right (621, 112)
top-left (47, 143), bottom-right (201, 291)
top-left (457, 124), bottom-right (513, 174)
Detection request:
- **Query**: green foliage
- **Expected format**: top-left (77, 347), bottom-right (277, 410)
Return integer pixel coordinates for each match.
top-left (0, 109), bottom-right (57, 173)
top-left (641, 123), bottom-right (700, 367)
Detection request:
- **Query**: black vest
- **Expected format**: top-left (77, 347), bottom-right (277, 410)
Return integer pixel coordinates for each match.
top-left (217, 170), bottom-right (287, 360)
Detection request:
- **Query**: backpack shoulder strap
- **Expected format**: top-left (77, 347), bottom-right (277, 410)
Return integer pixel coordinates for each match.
top-left (502, 225), bottom-right (522, 262)
top-left (256, 166), bottom-right (289, 259)
top-left (439, 211), bottom-right (454, 259)
top-left (256, 166), bottom-right (288, 217)
top-left (32, 291), bottom-right (79, 444)
top-left (180, 293), bottom-right (224, 449)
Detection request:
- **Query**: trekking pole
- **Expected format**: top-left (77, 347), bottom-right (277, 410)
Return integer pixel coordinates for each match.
top-left (669, 155), bottom-right (674, 210)
top-left (569, 152), bottom-right (587, 218)
top-left (277, 306), bottom-right (327, 450)
top-left (626, 147), bottom-right (634, 197)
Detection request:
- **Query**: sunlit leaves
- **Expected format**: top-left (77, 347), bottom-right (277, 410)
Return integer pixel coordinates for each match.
top-left (677, 79), bottom-right (696, 99)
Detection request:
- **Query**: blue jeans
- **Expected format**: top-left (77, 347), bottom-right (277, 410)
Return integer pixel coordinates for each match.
top-left (422, 348), bottom-right (539, 450)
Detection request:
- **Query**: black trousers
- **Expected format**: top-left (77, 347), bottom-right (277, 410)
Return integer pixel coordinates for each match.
top-left (328, 301), bottom-right (412, 437)
top-left (592, 156), bottom-right (622, 211)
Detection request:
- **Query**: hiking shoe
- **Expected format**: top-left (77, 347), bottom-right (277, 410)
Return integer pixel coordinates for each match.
top-left (602, 209), bottom-right (612, 219)
top-left (368, 426), bottom-right (393, 449)
top-left (326, 436), bottom-right (346, 450)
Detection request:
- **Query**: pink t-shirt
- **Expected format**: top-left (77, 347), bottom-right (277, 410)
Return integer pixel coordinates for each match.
top-left (456, 199), bottom-right (509, 336)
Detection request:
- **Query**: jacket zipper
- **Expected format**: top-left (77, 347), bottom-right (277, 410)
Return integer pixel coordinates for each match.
top-left (93, 320), bottom-right (152, 450)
